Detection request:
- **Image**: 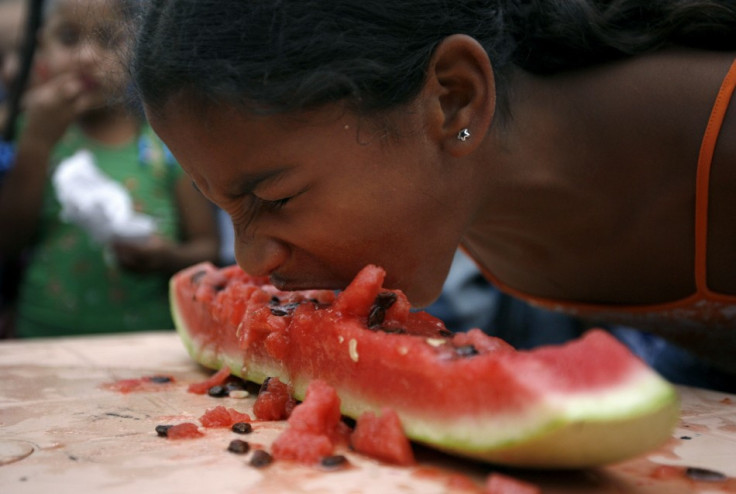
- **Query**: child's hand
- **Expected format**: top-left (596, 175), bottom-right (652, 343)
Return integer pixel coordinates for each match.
top-left (111, 236), bottom-right (173, 274)
top-left (20, 72), bottom-right (96, 149)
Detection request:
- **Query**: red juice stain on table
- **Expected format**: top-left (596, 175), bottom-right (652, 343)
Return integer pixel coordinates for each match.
top-left (718, 420), bottom-right (736, 434)
top-left (103, 375), bottom-right (176, 393)
top-left (485, 473), bottom-right (541, 494)
top-left (653, 436), bottom-right (685, 461)
top-left (614, 457), bottom-right (735, 493)
top-left (651, 465), bottom-right (734, 492)
top-left (412, 466), bottom-right (482, 492)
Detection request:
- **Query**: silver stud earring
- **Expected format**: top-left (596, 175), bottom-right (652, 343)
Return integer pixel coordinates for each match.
top-left (457, 128), bottom-right (471, 141)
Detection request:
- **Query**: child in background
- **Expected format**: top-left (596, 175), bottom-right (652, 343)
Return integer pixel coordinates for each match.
top-left (0, 0), bottom-right (25, 125)
top-left (0, 0), bottom-right (27, 338)
top-left (0, 0), bottom-right (220, 337)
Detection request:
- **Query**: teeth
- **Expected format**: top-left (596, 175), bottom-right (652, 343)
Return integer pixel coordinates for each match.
top-left (426, 338), bottom-right (446, 347)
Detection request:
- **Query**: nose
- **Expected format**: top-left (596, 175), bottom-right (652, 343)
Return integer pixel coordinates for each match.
top-left (234, 233), bottom-right (289, 277)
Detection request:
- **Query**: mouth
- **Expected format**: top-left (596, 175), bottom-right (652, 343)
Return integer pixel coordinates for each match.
top-left (79, 74), bottom-right (100, 91)
top-left (268, 273), bottom-right (346, 292)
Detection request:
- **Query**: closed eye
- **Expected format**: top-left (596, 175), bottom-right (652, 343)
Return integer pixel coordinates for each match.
top-left (260, 197), bottom-right (291, 211)
top-left (238, 195), bottom-right (291, 233)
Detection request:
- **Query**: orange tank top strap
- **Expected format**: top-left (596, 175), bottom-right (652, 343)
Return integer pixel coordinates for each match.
top-left (694, 58), bottom-right (736, 295)
top-left (462, 57), bottom-right (736, 315)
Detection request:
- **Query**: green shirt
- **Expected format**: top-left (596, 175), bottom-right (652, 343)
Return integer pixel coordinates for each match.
top-left (15, 124), bottom-right (183, 337)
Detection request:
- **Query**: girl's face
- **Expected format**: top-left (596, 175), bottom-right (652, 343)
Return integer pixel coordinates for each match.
top-left (35, 0), bottom-right (130, 107)
top-left (148, 98), bottom-right (477, 306)
top-left (0, 0), bottom-right (24, 91)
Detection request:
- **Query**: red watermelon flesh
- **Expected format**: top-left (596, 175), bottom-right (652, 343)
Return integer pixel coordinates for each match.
top-left (271, 379), bottom-right (348, 464)
top-left (253, 377), bottom-right (296, 421)
top-left (351, 407), bottom-right (416, 466)
top-left (170, 262), bottom-right (679, 468)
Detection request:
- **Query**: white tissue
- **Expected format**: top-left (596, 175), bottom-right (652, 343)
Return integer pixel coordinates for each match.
top-left (52, 149), bottom-right (156, 244)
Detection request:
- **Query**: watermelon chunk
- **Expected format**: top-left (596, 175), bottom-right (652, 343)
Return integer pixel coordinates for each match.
top-left (187, 366), bottom-right (230, 394)
top-left (165, 422), bottom-right (203, 440)
top-left (253, 377), bottom-right (296, 420)
top-left (351, 407), bottom-right (416, 465)
top-left (271, 379), bottom-right (346, 464)
top-left (199, 406), bottom-right (251, 428)
top-left (170, 262), bottom-right (679, 468)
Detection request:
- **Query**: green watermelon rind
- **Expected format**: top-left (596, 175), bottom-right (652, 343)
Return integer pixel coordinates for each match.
top-left (172, 295), bottom-right (679, 468)
top-left (396, 372), bottom-right (679, 466)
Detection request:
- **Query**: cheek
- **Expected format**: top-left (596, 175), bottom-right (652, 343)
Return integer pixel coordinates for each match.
top-left (101, 68), bottom-right (130, 94)
top-left (38, 52), bottom-right (72, 79)
top-left (333, 186), bottom-right (458, 304)
top-left (302, 192), bottom-right (452, 303)
top-left (33, 59), bottom-right (51, 82)
top-left (100, 53), bottom-right (127, 75)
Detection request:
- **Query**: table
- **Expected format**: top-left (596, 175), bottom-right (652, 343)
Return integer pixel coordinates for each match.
top-left (0, 332), bottom-right (734, 493)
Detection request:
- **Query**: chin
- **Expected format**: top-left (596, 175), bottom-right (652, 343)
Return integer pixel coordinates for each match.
top-left (399, 282), bottom-right (444, 309)
top-left (381, 262), bottom-right (448, 309)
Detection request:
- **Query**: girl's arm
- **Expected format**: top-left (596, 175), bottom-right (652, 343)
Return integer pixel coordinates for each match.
top-left (0, 73), bottom-right (89, 256)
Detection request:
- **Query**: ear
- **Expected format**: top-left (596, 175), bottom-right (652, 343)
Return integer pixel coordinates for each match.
top-left (421, 34), bottom-right (496, 156)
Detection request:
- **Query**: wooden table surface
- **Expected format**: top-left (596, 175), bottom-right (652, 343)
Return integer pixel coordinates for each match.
top-left (0, 331), bottom-right (734, 494)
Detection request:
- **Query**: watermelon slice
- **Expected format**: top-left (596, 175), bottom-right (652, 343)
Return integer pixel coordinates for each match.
top-left (170, 262), bottom-right (679, 468)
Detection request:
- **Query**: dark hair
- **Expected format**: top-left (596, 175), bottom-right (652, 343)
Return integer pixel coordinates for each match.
top-left (132, 0), bottom-right (736, 120)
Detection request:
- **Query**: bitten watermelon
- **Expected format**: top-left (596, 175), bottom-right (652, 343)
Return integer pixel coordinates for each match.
top-left (170, 262), bottom-right (679, 468)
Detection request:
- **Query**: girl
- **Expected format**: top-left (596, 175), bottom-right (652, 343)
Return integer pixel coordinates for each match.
top-left (131, 1), bottom-right (736, 375)
top-left (0, 0), bottom-right (220, 337)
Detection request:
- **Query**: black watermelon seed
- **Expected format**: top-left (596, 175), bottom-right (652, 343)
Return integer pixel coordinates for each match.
top-left (680, 436), bottom-right (692, 440)
top-left (155, 424), bottom-right (172, 437)
top-left (685, 467), bottom-right (726, 482)
top-left (270, 296), bottom-right (281, 305)
top-left (320, 455), bottom-right (348, 468)
top-left (227, 439), bottom-right (250, 454)
top-left (270, 308), bottom-right (289, 316)
top-left (374, 292), bottom-right (397, 310)
top-left (208, 385), bottom-right (228, 397)
top-left (232, 422), bottom-right (253, 434)
top-left (367, 305), bottom-right (386, 328)
top-left (455, 345), bottom-right (479, 357)
top-left (249, 449), bottom-right (273, 467)
top-left (259, 377), bottom-right (272, 393)
top-left (149, 375), bottom-right (172, 383)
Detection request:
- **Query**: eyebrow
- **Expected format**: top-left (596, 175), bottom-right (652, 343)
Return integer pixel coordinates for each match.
top-left (223, 168), bottom-right (288, 200)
